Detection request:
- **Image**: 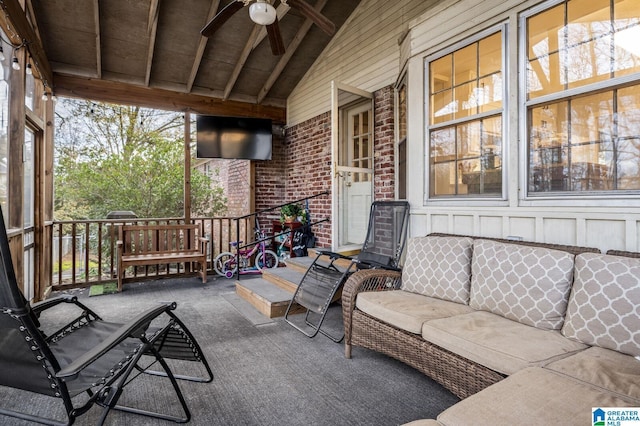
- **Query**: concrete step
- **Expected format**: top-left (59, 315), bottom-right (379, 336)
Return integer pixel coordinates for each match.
top-left (235, 277), bottom-right (297, 318)
top-left (283, 255), bottom-right (316, 274)
top-left (235, 252), bottom-right (354, 319)
top-left (261, 267), bottom-right (304, 293)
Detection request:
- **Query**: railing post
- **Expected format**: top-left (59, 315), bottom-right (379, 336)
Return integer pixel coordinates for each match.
top-left (235, 217), bottom-right (241, 280)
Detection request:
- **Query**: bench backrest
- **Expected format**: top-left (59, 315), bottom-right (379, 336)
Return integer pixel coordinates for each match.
top-left (119, 224), bottom-right (202, 256)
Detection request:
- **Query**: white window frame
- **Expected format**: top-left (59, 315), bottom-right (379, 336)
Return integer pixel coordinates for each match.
top-left (424, 22), bottom-right (509, 205)
top-left (519, 0), bottom-right (640, 206)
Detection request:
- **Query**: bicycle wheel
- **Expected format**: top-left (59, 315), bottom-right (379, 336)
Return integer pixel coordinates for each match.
top-left (213, 252), bottom-right (237, 277)
top-left (256, 250), bottom-right (279, 270)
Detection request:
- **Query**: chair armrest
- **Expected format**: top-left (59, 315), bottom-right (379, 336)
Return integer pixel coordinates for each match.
top-left (31, 294), bottom-right (78, 315)
top-left (32, 295), bottom-right (101, 320)
top-left (316, 249), bottom-right (352, 261)
top-left (341, 268), bottom-right (401, 350)
top-left (56, 302), bottom-right (177, 379)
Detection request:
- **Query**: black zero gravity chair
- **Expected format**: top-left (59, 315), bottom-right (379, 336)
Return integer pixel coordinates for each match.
top-left (284, 200), bottom-right (410, 342)
top-left (0, 209), bottom-right (213, 425)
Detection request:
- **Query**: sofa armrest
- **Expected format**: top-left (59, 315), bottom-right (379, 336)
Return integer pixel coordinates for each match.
top-left (342, 268), bottom-right (401, 358)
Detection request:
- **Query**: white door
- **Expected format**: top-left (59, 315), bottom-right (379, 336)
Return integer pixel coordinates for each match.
top-left (331, 82), bottom-right (373, 251)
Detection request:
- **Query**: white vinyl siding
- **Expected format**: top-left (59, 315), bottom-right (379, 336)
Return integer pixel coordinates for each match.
top-left (286, 0), bottom-right (437, 127)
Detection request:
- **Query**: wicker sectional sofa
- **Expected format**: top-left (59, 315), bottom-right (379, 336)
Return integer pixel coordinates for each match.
top-left (341, 234), bottom-right (640, 425)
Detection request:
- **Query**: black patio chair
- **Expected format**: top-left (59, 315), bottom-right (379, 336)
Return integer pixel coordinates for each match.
top-left (284, 200), bottom-right (410, 342)
top-left (0, 209), bottom-right (213, 425)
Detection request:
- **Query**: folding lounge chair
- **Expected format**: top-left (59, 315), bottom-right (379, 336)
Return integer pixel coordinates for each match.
top-left (284, 200), bottom-right (410, 342)
top-left (0, 209), bottom-right (213, 425)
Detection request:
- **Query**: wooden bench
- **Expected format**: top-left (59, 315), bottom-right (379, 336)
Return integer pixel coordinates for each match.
top-left (116, 223), bottom-right (208, 291)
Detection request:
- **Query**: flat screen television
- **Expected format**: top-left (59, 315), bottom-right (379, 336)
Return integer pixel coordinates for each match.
top-left (196, 115), bottom-right (272, 160)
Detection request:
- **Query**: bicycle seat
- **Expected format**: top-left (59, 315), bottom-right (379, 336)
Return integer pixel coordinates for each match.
top-left (230, 241), bottom-right (243, 247)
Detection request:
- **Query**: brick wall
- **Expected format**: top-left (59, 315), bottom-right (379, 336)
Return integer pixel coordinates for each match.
top-left (373, 85), bottom-right (396, 200)
top-left (281, 111), bottom-right (333, 247)
top-left (254, 133), bottom-right (287, 232)
top-left (195, 159), bottom-right (250, 218)
top-left (253, 84), bottom-right (396, 248)
top-left (225, 160), bottom-right (251, 217)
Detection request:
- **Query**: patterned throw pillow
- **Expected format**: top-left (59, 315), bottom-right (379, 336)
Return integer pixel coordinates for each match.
top-left (469, 239), bottom-right (575, 330)
top-left (562, 253), bottom-right (640, 357)
top-left (401, 236), bottom-right (473, 304)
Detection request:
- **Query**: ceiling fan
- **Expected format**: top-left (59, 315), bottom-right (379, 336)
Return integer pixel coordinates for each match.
top-left (200, 0), bottom-right (336, 56)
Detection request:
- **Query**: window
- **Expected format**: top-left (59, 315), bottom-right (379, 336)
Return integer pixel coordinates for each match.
top-left (525, 0), bottom-right (640, 194)
top-left (25, 62), bottom-right (35, 111)
top-left (427, 30), bottom-right (504, 198)
top-left (23, 128), bottom-right (34, 227)
top-left (397, 77), bottom-right (407, 199)
top-left (0, 33), bottom-right (12, 220)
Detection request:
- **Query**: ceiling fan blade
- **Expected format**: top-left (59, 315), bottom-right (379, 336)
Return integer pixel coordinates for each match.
top-left (287, 0), bottom-right (335, 36)
top-left (201, 1), bottom-right (245, 37)
top-left (266, 20), bottom-right (285, 55)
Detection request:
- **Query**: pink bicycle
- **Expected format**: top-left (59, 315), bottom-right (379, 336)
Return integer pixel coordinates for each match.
top-left (213, 230), bottom-right (279, 278)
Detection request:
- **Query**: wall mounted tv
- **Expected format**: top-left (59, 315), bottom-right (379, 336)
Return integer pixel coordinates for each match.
top-left (196, 115), bottom-right (272, 160)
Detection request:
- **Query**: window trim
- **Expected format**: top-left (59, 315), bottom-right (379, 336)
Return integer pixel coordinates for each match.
top-left (519, 0), bottom-right (640, 202)
top-left (424, 22), bottom-right (509, 204)
top-left (394, 72), bottom-right (408, 200)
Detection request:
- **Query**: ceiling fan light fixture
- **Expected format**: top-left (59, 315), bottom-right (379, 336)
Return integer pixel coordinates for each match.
top-left (249, 1), bottom-right (277, 26)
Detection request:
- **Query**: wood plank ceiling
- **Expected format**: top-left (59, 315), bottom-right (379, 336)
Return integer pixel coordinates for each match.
top-left (29, 0), bottom-right (361, 122)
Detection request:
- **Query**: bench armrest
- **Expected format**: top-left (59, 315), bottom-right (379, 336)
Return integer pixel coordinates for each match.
top-left (342, 268), bottom-right (401, 352)
top-left (199, 237), bottom-right (209, 254)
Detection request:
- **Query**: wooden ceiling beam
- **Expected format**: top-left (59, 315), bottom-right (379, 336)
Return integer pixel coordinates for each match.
top-left (144, 0), bottom-right (160, 86)
top-left (24, 0), bottom-right (39, 43)
top-left (93, 0), bottom-right (101, 78)
top-left (257, 0), bottom-right (327, 104)
top-left (187, 0), bottom-right (220, 93)
top-left (0, 0), bottom-right (53, 89)
top-left (223, 24), bottom-right (260, 100)
top-left (53, 73), bottom-right (286, 123)
top-left (223, 3), bottom-right (291, 100)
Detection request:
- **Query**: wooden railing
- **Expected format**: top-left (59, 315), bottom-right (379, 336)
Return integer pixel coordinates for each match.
top-left (50, 216), bottom-right (252, 290)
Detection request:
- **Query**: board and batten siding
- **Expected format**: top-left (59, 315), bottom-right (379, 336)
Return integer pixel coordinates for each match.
top-left (404, 0), bottom-right (640, 253)
top-left (286, 0), bottom-right (437, 127)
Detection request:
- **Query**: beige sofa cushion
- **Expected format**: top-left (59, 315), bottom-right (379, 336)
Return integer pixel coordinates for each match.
top-left (437, 368), bottom-right (636, 426)
top-left (401, 236), bottom-right (473, 304)
top-left (421, 311), bottom-right (587, 375)
top-left (562, 253), bottom-right (640, 357)
top-left (469, 239), bottom-right (575, 330)
top-left (356, 290), bottom-right (474, 334)
top-left (546, 346), bottom-right (640, 403)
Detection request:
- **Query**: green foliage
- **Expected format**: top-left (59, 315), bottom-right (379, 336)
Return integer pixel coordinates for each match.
top-left (54, 99), bottom-right (226, 219)
top-left (280, 203), bottom-right (304, 223)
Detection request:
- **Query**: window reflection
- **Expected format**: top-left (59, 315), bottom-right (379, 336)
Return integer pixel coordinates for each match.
top-left (527, 0), bottom-right (640, 194)
top-left (527, 0), bottom-right (640, 100)
top-left (431, 116), bottom-right (502, 196)
top-left (428, 31), bottom-right (503, 197)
